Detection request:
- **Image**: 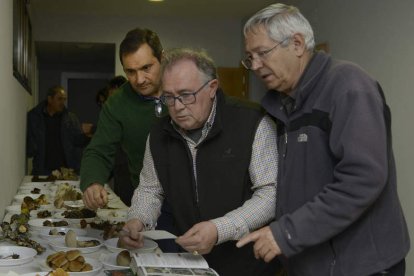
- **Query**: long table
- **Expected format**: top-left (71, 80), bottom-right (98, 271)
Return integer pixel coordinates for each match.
top-left (0, 176), bottom-right (130, 275)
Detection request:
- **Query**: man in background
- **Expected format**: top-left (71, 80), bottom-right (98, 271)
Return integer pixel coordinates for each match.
top-left (26, 85), bottom-right (91, 175)
top-left (96, 76), bottom-right (127, 107)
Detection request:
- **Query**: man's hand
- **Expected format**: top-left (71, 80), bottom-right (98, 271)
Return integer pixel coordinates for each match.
top-left (175, 221), bottom-right (218, 255)
top-left (236, 226), bottom-right (281, 263)
top-left (82, 183), bottom-right (108, 210)
top-left (118, 218), bottom-right (145, 249)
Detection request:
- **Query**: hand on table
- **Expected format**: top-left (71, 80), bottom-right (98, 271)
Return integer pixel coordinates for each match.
top-left (82, 183), bottom-right (108, 210)
top-left (175, 221), bottom-right (218, 255)
top-left (118, 218), bottom-right (145, 249)
top-left (236, 226), bottom-right (281, 263)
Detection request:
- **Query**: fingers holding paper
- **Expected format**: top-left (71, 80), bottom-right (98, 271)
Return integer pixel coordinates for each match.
top-left (118, 218), bottom-right (145, 249)
top-left (176, 221), bottom-right (218, 255)
top-left (236, 226), bottom-right (281, 263)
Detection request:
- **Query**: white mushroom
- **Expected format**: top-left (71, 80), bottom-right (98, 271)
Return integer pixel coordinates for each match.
top-left (65, 229), bottom-right (78, 248)
top-left (116, 250), bottom-right (131, 266)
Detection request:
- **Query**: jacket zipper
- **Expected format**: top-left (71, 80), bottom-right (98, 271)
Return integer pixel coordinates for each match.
top-left (183, 139), bottom-right (199, 207)
top-left (193, 151), bottom-right (199, 204)
top-left (329, 240), bottom-right (337, 276)
top-left (276, 128), bottom-right (288, 219)
top-left (283, 131), bottom-right (288, 158)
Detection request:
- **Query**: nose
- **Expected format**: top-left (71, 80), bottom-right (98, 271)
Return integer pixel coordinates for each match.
top-left (136, 71), bottom-right (146, 85)
top-left (173, 98), bottom-right (186, 110)
top-left (250, 58), bottom-right (263, 70)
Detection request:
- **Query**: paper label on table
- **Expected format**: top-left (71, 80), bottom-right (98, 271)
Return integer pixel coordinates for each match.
top-left (141, 230), bottom-right (177, 240)
top-left (132, 252), bottom-right (208, 268)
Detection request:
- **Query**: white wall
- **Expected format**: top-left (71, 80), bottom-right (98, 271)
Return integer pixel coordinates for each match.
top-left (15, 0), bottom-right (413, 272)
top-left (292, 0), bottom-right (413, 273)
top-left (0, 0), bottom-right (34, 218)
top-left (31, 14), bottom-right (244, 77)
top-left (247, 0), bottom-right (413, 271)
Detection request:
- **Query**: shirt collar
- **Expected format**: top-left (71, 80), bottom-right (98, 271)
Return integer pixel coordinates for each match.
top-left (171, 96), bottom-right (217, 144)
top-left (137, 93), bottom-right (160, 102)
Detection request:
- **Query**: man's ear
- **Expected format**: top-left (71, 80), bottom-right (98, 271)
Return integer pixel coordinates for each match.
top-left (209, 79), bottom-right (219, 99)
top-left (291, 33), bottom-right (306, 57)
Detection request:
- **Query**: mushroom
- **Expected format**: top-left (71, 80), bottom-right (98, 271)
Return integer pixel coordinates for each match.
top-left (65, 230), bottom-right (78, 248)
top-left (116, 250), bottom-right (131, 267)
top-left (54, 197), bottom-right (64, 209)
top-left (76, 240), bottom-right (100, 248)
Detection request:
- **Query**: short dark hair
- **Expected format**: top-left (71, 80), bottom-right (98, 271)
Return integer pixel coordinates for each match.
top-left (119, 28), bottom-right (163, 65)
top-left (96, 87), bottom-right (109, 106)
top-left (108, 75), bottom-right (127, 89)
top-left (96, 76), bottom-right (128, 106)
top-left (46, 85), bottom-right (65, 99)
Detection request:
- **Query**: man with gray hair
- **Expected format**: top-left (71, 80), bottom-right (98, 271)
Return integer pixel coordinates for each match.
top-left (119, 48), bottom-right (281, 275)
top-left (237, 3), bottom-right (409, 276)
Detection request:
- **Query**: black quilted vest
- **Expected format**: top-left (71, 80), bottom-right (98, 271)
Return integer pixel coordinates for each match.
top-left (150, 91), bottom-right (280, 275)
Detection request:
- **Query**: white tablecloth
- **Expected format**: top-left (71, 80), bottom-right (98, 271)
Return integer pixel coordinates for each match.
top-left (0, 176), bottom-right (130, 275)
top-left (0, 228), bottom-right (110, 274)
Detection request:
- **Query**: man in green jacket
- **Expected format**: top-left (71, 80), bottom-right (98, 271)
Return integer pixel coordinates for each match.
top-left (80, 27), bottom-right (165, 209)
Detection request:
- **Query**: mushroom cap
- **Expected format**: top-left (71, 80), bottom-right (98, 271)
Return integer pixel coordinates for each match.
top-left (116, 250), bottom-right (131, 266)
top-left (65, 229), bottom-right (78, 248)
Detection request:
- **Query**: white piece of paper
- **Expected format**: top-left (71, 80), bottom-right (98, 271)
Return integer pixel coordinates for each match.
top-left (133, 252), bottom-right (208, 269)
top-left (141, 230), bottom-right (177, 240)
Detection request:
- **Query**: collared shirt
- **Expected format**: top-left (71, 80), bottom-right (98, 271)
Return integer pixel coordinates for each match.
top-left (170, 97), bottom-right (217, 203)
top-left (128, 97), bottom-right (278, 244)
top-left (136, 93), bottom-right (163, 118)
top-left (281, 94), bottom-right (295, 115)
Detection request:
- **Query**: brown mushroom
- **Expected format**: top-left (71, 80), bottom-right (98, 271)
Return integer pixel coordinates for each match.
top-left (116, 250), bottom-right (131, 266)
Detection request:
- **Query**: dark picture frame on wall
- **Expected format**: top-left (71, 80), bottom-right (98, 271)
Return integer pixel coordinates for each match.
top-left (13, 0), bottom-right (32, 94)
top-left (315, 42), bottom-right (329, 53)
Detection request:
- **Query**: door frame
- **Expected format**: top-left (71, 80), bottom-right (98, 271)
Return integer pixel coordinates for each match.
top-left (61, 72), bottom-right (113, 107)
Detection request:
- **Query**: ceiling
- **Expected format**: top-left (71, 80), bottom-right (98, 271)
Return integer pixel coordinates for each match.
top-left (36, 41), bottom-right (115, 67)
top-left (32, 0), bottom-right (276, 68)
top-left (30, 0), bottom-right (276, 19)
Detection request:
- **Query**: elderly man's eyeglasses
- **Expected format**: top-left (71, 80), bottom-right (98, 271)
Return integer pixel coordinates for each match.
top-left (241, 38), bottom-right (289, 70)
top-left (160, 80), bottom-right (213, 107)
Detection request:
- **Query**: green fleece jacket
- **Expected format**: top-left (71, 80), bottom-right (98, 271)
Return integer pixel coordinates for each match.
top-left (80, 82), bottom-right (165, 191)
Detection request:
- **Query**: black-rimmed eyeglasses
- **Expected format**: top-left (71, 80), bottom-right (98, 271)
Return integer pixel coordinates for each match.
top-left (241, 38), bottom-right (289, 70)
top-left (160, 80), bottom-right (213, 107)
